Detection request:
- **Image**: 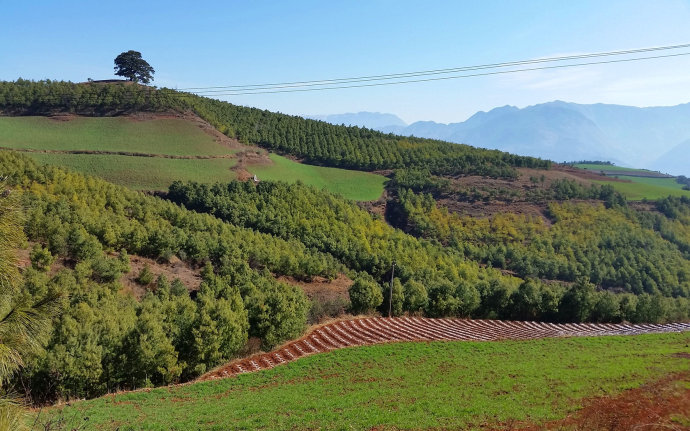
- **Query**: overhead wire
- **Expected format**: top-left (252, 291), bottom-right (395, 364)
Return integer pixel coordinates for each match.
top-left (11, 44), bottom-right (690, 102)
top-left (184, 51), bottom-right (690, 96)
top-left (176, 43), bottom-right (690, 93)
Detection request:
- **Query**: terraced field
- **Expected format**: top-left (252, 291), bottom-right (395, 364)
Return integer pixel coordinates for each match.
top-left (203, 317), bottom-right (690, 380)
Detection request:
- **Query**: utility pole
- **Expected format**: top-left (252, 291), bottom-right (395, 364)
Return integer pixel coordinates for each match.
top-left (389, 260), bottom-right (396, 318)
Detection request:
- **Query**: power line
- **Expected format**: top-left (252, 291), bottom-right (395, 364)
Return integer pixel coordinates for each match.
top-left (11, 46), bottom-right (690, 103)
top-left (176, 43), bottom-right (690, 93)
top-left (182, 51), bottom-right (690, 96)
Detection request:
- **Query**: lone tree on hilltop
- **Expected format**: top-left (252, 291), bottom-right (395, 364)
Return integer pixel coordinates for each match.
top-left (114, 50), bottom-right (155, 84)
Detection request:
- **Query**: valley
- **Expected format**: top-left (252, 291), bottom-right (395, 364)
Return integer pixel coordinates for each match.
top-left (0, 80), bottom-right (688, 430)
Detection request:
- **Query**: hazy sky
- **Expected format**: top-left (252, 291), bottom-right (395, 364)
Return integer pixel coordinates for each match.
top-left (3, 0), bottom-right (690, 123)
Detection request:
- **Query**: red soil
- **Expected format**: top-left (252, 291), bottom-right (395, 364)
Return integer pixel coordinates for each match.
top-left (278, 273), bottom-right (352, 303)
top-left (200, 317), bottom-right (690, 381)
top-left (515, 371), bottom-right (690, 431)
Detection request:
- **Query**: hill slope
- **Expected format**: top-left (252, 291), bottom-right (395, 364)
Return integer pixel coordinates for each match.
top-left (39, 333), bottom-right (690, 430)
top-left (653, 138), bottom-right (690, 175)
top-left (0, 79), bottom-right (550, 179)
top-left (0, 112), bottom-right (387, 199)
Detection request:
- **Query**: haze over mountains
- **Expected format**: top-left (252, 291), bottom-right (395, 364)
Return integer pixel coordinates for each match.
top-left (309, 102), bottom-right (690, 176)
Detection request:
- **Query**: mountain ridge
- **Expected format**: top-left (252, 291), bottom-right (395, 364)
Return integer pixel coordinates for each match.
top-left (311, 102), bottom-right (690, 175)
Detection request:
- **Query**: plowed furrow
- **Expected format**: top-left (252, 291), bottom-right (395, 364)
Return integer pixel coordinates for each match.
top-left (200, 318), bottom-right (690, 381)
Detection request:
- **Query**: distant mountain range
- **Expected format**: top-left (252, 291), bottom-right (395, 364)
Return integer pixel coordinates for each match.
top-left (308, 102), bottom-right (690, 176)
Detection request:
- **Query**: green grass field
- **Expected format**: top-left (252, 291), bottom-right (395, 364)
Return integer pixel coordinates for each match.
top-left (574, 163), bottom-right (690, 200)
top-left (0, 117), bottom-right (386, 198)
top-left (0, 116), bottom-right (233, 156)
top-left (249, 154), bottom-right (387, 201)
top-left (593, 176), bottom-right (690, 200)
top-left (28, 154), bottom-right (237, 191)
top-left (38, 333), bottom-right (690, 430)
top-left (574, 163), bottom-right (650, 173)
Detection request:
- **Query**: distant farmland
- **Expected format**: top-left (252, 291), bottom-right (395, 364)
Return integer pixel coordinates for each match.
top-left (576, 163), bottom-right (690, 200)
top-left (249, 154), bottom-right (387, 201)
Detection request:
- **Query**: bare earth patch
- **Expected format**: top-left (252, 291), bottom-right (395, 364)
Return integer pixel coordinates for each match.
top-left (513, 371), bottom-right (690, 431)
top-left (278, 273), bottom-right (353, 303)
top-left (435, 164), bottom-right (630, 220)
top-left (17, 245), bottom-right (202, 298)
top-left (122, 255), bottom-right (201, 298)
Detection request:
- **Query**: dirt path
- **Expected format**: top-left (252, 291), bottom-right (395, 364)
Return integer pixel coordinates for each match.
top-left (201, 317), bottom-right (690, 381)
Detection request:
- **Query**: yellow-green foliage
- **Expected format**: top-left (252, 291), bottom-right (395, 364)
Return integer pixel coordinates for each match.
top-left (396, 189), bottom-right (690, 300)
top-left (0, 188), bottom-right (22, 290)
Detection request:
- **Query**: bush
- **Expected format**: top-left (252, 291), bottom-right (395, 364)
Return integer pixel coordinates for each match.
top-left (403, 279), bottom-right (428, 314)
top-left (30, 244), bottom-right (54, 271)
top-left (349, 276), bottom-right (383, 314)
top-left (136, 264), bottom-right (155, 286)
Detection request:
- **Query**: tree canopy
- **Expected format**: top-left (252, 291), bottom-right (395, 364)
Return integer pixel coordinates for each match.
top-left (114, 50), bottom-right (155, 84)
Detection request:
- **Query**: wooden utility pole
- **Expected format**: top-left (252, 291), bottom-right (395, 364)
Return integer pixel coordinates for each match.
top-left (389, 260), bottom-right (396, 318)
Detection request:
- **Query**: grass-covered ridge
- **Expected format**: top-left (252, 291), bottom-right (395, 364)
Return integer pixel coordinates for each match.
top-left (249, 153), bottom-right (387, 201)
top-left (0, 115), bottom-right (242, 191)
top-left (0, 80), bottom-right (550, 177)
top-left (0, 115), bottom-right (387, 198)
top-left (39, 332), bottom-right (690, 430)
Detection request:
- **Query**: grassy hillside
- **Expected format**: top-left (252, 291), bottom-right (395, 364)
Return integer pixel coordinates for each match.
top-left (575, 163), bottom-right (690, 200)
top-left (0, 80), bottom-right (550, 177)
top-left (0, 116), bottom-right (233, 156)
top-left (593, 177), bottom-right (690, 200)
top-left (574, 163), bottom-right (650, 172)
top-left (0, 115), bottom-right (241, 191)
top-left (28, 153), bottom-right (237, 191)
top-left (0, 115), bottom-right (386, 198)
top-left (249, 154), bottom-right (387, 201)
top-left (38, 333), bottom-right (690, 430)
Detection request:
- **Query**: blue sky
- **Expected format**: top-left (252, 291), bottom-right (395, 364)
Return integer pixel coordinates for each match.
top-left (3, 0), bottom-right (690, 123)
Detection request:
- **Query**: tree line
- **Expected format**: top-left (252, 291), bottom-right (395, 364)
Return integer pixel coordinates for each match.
top-left (0, 79), bottom-right (550, 177)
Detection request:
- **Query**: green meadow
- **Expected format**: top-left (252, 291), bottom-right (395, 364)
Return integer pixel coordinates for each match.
top-left (575, 163), bottom-right (690, 200)
top-left (0, 116), bottom-right (233, 156)
top-left (249, 153), bottom-right (387, 201)
top-left (38, 333), bottom-right (690, 430)
top-left (0, 117), bottom-right (386, 197)
top-left (592, 176), bottom-right (690, 200)
top-left (574, 163), bottom-right (650, 173)
top-left (28, 153), bottom-right (237, 191)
